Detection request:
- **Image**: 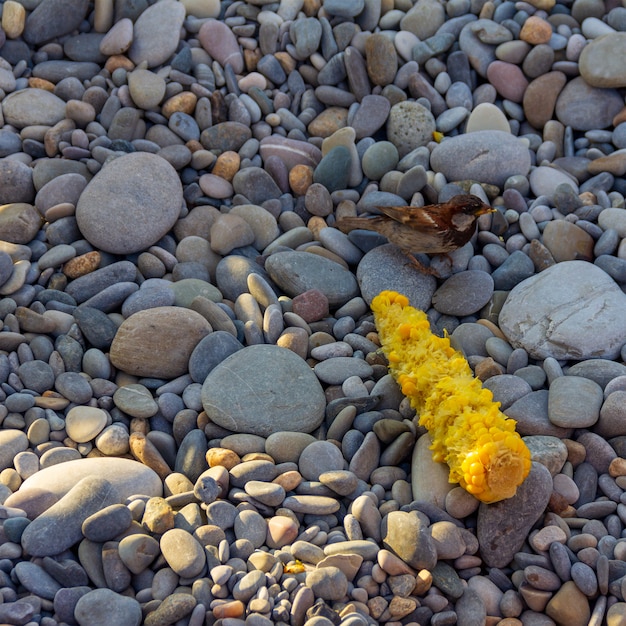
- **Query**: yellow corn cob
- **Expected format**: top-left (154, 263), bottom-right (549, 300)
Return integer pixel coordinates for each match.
top-left (371, 290), bottom-right (531, 503)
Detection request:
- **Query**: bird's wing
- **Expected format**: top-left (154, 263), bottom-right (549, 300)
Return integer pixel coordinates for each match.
top-left (376, 205), bottom-right (442, 234)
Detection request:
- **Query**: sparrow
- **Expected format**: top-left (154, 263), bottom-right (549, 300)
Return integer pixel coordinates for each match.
top-left (335, 194), bottom-right (495, 273)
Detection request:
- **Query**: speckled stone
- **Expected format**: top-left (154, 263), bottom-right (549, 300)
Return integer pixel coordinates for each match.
top-left (387, 101), bottom-right (436, 157)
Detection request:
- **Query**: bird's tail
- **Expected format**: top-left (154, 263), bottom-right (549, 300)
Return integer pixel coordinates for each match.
top-left (335, 216), bottom-right (383, 234)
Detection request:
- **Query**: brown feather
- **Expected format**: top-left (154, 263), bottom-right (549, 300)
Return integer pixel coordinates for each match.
top-left (335, 194), bottom-right (494, 257)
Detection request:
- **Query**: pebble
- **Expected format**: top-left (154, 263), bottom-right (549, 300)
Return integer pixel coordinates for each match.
top-left (21, 476), bottom-right (121, 556)
top-left (431, 270), bottom-right (494, 316)
top-left (202, 344), bottom-right (326, 437)
top-left (1, 88), bottom-right (67, 129)
top-left (386, 101), bottom-right (436, 157)
top-left (74, 588), bottom-right (142, 626)
top-left (430, 131), bottom-right (531, 187)
top-left (265, 250), bottom-right (359, 307)
top-left (76, 152), bottom-right (183, 255)
top-left (555, 76), bottom-right (624, 130)
top-left (477, 463), bottom-right (553, 567)
top-left (356, 244), bottom-right (436, 309)
top-left (12, 457), bottom-right (162, 500)
top-left (110, 307), bottom-right (211, 378)
top-left (128, 0), bottom-right (185, 68)
top-left (499, 261), bottom-right (626, 360)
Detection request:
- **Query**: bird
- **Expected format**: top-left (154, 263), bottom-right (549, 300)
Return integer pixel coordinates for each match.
top-left (335, 194), bottom-right (495, 274)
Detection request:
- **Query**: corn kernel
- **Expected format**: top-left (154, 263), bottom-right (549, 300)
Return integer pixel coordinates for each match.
top-left (371, 290), bottom-right (531, 504)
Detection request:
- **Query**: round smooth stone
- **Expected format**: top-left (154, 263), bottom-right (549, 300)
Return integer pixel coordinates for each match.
top-left (128, 0), bottom-right (185, 68)
top-left (542, 220), bottom-right (593, 262)
top-left (0, 203), bottom-right (41, 244)
top-left (523, 71), bottom-right (568, 130)
top-left (229, 204), bottom-right (280, 250)
top-left (361, 142), bottom-right (399, 180)
top-left (20, 477), bottom-right (121, 557)
top-left (160, 528), bottom-right (206, 577)
top-left (144, 594), bottom-right (197, 626)
top-left (0, 430), bottom-right (28, 472)
top-left (55, 371), bottom-right (93, 404)
top-left (265, 250), bottom-right (359, 307)
top-left (580, 32), bottom-right (626, 88)
top-left (597, 391), bottom-right (626, 437)
top-left (548, 376), bottom-right (603, 428)
top-left (266, 516), bottom-right (299, 549)
top-left (477, 463), bottom-right (553, 568)
top-left (180, 0), bottom-right (220, 17)
top-left (1, 88), bottom-right (67, 129)
top-left (382, 508), bottom-right (438, 571)
top-left (259, 135), bottom-right (322, 171)
top-left (265, 432), bottom-right (317, 464)
top-left (113, 384), bottom-right (158, 418)
top-left (290, 16), bottom-right (322, 58)
top-left (529, 166), bottom-right (578, 198)
top-left (499, 261), bottom-right (626, 360)
top-left (430, 130), bottom-right (531, 187)
top-left (127, 68), bottom-right (166, 109)
top-left (95, 425), bottom-right (130, 456)
top-left (202, 344), bottom-right (326, 437)
top-left (299, 441), bottom-right (345, 481)
top-left (313, 146), bottom-right (351, 193)
top-left (431, 271), bottom-right (494, 316)
top-left (351, 95), bottom-right (391, 140)
top-left (188, 331), bottom-right (243, 384)
top-left (82, 504), bottom-right (133, 542)
top-left (555, 76), bottom-right (623, 131)
top-left (15, 457), bottom-right (162, 500)
top-left (110, 306), bottom-right (211, 378)
top-left (99, 17), bottom-right (133, 55)
top-left (356, 244), bottom-right (436, 310)
top-left (599, 208), bottom-right (626, 237)
top-left (0, 161), bottom-right (35, 204)
top-left (198, 18), bottom-right (244, 73)
top-left (232, 166), bottom-right (282, 204)
top-left (75, 152), bottom-right (183, 255)
top-left (118, 534), bottom-right (160, 574)
top-left (243, 481), bottom-right (285, 507)
top-left (74, 589), bottom-right (142, 626)
top-left (65, 406), bottom-right (108, 443)
top-left (313, 357), bottom-right (373, 385)
top-left (306, 566), bottom-right (348, 601)
top-left (486, 61), bottom-right (528, 103)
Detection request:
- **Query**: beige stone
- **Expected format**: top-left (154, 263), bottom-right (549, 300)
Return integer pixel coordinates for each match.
top-left (110, 307), bottom-right (211, 378)
top-left (1, 0), bottom-right (25, 39)
top-left (546, 581), bottom-right (590, 626)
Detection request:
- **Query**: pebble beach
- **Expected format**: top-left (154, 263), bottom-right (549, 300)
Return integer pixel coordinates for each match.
top-left (1, 0), bottom-right (626, 624)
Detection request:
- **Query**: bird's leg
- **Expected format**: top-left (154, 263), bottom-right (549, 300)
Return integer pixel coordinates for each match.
top-left (401, 250), bottom-right (441, 277)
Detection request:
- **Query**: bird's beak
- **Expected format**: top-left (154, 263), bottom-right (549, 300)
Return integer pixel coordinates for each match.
top-left (476, 206), bottom-right (496, 215)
